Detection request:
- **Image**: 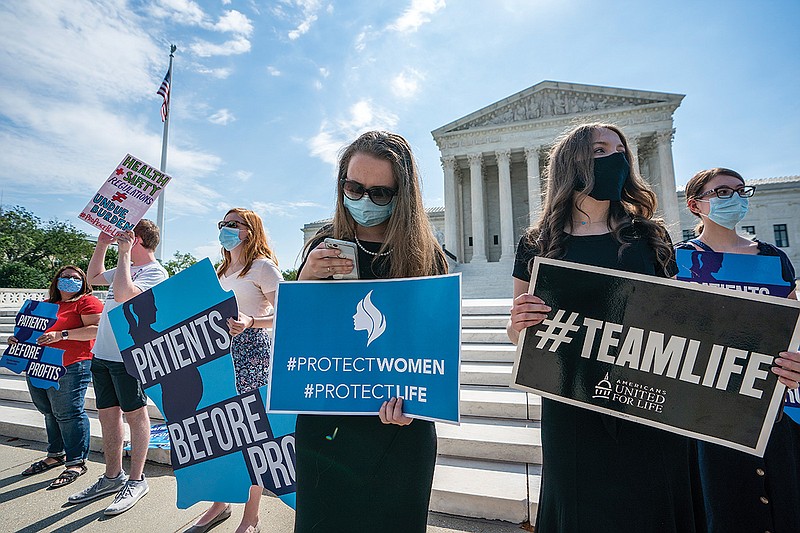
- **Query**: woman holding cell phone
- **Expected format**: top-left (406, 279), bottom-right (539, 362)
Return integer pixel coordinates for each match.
top-left (184, 208), bottom-right (282, 533)
top-left (677, 167), bottom-right (800, 532)
top-left (294, 131), bottom-right (447, 532)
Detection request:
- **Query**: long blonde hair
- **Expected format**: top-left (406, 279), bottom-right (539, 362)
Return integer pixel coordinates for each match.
top-left (526, 122), bottom-right (673, 271)
top-left (304, 131), bottom-right (446, 278)
top-left (217, 208), bottom-right (279, 278)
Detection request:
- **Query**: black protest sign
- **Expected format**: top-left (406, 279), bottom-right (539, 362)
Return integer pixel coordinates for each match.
top-left (512, 257), bottom-right (800, 456)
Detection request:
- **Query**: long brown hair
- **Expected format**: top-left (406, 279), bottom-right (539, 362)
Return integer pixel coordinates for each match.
top-left (217, 208), bottom-right (279, 278)
top-left (684, 167), bottom-right (746, 235)
top-left (525, 122), bottom-right (673, 271)
top-left (48, 265), bottom-right (93, 303)
top-left (303, 131), bottom-right (446, 278)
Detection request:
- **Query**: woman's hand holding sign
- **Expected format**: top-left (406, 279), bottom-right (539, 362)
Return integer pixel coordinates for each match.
top-left (773, 351), bottom-right (800, 390)
top-left (297, 243), bottom-right (353, 280)
top-left (507, 277), bottom-right (552, 345)
top-left (379, 397), bottom-right (413, 426)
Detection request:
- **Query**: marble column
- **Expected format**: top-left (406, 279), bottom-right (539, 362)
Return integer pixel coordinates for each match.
top-left (468, 152), bottom-right (487, 262)
top-left (628, 136), bottom-right (640, 176)
top-left (496, 149), bottom-right (514, 262)
top-left (525, 146), bottom-right (542, 223)
top-left (441, 156), bottom-right (459, 262)
top-left (656, 129), bottom-right (682, 241)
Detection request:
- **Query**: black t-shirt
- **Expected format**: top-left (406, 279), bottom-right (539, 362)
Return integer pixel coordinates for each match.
top-left (513, 225), bottom-right (678, 282)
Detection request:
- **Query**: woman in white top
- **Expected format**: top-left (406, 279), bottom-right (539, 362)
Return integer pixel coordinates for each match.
top-left (185, 208), bottom-right (282, 533)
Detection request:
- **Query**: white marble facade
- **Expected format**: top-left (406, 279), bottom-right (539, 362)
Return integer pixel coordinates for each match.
top-left (431, 81), bottom-right (685, 296)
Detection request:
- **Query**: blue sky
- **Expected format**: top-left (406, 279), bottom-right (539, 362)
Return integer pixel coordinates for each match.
top-left (1, 0), bottom-right (799, 269)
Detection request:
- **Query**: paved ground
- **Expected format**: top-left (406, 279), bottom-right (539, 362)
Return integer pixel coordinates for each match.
top-left (0, 435), bottom-right (527, 533)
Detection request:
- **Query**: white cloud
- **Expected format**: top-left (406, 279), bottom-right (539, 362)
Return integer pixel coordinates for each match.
top-left (391, 68), bottom-right (424, 99)
top-left (252, 200), bottom-right (324, 218)
top-left (285, 0), bottom-right (322, 40)
top-left (213, 10), bottom-right (254, 36)
top-left (209, 109), bottom-right (236, 125)
top-left (147, 0), bottom-right (207, 26)
top-left (235, 170), bottom-right (253, 181)
top-left (191, 36), bottom-right (252, 57)
top-left (354, 27), bottom-right (374, 52)
top-left (196, 66), bottom-right (233, 79)
top-left (308, 101), bottom-right (399, 165)
top-left (389, 0), bottom-right (446, 32)
top-left (194, 241), bottom-right (223, 262)
top-left (319, 67), bottom-right (330, 78)
top-left (267, 66), bottom-right (282, 76)
top-left (314, 80), bottom-right (324, 91)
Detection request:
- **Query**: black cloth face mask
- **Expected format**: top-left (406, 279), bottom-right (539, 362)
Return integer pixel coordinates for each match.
top-left (588, 151), bottom-right (630, 201)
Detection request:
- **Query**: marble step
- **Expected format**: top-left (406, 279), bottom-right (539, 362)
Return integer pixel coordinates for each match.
top-left (431, 455), bottom-right (537, 523)
top-left (0, 399), bottom-right (170, 464)
top-left (462, 328), bottom-right (512, 344)
top-left (462, 299), bottom-right (512, 316)
top-left (461, 343), bottom-right (518, 362)
top-left (462, 315), bottom-right (510, 329)
top-left (460, 385), bottom-right (541, 420)
top-left (436, 416), bottom-right (541, 464)
top-left (461, 361), bottom-right (514, 387)
top-left (0, 373), bottom-right (165, 421)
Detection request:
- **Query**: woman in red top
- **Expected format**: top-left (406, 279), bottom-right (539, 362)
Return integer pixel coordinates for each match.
top-left (9, 265), bottom-right (103, 488)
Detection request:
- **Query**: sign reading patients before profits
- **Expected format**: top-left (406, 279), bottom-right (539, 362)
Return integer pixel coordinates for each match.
top-left (511, 258), bottom-right (800, 457)
top-left (675, 248), bottom-right (792, 297)
top-left (0, 300), bottom-right (66, 389)
top-left (269, 274), bottom-right (462, 424)
top-left (108, 259), bottom-right (297, 509)
top-left (79, 154), bottom-right (172, 237)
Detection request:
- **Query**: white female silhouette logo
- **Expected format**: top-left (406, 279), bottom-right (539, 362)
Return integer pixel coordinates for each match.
top-left (353, 290), bottom-right (386, 346)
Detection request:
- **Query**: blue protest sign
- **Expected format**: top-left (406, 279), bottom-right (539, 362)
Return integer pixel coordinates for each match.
top-left (269, 274), bottom-right (461, 423)
top-left (0, 300), bottom-right (66, 389)
top-left (125, 423), bottom-right (171, 450)
top-left (786, 389), bottom-right (800, 424)
top-left (675, 249), bottom-right (791, 297)
top-left (108, 259), bottom-right (297, 509)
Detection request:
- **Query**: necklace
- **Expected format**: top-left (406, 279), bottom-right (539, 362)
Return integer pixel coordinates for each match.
top-left (572, 220), bottom-right (605, 226)
top-left (354, 235), bottom-right (392, 257)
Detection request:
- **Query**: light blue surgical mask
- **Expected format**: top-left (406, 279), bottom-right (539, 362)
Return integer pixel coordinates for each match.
top-left (705, 195), bottom-right (749, 230)
top-left (57, 277), bottom-right (83, 293)
top-left (343, 196), bottom-right (396, 227)
top-left (219, 227), bottom-right (242, 251)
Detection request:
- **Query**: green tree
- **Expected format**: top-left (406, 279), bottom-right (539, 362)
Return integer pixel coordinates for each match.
top-left (0, 206), bottom-right (115, 288)
top-left (281, 268), bottom-right (298, 281)
top-left (162, 251), bottom-right (198, 276)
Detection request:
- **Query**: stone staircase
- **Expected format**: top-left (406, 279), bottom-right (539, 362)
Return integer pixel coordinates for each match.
top-left (0, 300), bottom-right (541, 524)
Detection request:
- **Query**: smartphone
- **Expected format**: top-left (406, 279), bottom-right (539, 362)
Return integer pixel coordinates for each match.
top-left (324, 238), bottom-right (359, 280)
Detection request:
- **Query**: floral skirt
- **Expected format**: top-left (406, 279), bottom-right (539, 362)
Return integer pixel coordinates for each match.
top-left (230, 328), bottom-right (271, 394)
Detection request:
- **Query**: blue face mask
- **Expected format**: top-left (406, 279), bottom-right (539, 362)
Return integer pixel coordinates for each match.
top-left (343, 196), bottom-right (396, 227)
top-left (57, 277), bottom-right (83, 293)
top-left (219, 227), bottom-right (242, 251)
top-left (705, 195), bottom-right (749, 230)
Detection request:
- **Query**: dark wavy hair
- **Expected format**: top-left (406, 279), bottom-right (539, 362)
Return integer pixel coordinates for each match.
top-left (303, 131), bottom-right (446, 278)
top-left (47, 265), bottom-right (93, 303)
top-left (524, 122), bottom-right (673, 272)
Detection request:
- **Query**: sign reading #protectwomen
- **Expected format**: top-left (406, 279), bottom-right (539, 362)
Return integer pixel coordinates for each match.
top-left (511, 257), bottom-right (800, 457)
top-left (268, 274), bottom-right (462, 424)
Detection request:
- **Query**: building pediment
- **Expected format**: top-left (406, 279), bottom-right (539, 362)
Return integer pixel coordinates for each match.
top-left (433, 81), bottom-right (684, 135)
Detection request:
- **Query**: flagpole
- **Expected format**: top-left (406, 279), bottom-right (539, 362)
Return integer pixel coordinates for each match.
top-left (155, 44), bottom-right (176, 261)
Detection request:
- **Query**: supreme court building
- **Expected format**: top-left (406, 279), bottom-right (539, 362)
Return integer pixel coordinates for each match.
top-left (432, 80), bottom-right (684, 296)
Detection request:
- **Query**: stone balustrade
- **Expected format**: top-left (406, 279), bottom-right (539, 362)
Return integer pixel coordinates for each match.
top-left (0, 288), bottom-right (108, 308)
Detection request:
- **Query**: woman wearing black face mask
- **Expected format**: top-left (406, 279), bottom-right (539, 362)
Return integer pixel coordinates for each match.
top-left (507, 123), bottom-right (704, 532)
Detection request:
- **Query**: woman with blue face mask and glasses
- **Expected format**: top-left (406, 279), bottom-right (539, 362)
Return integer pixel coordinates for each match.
top-left (677, 168), bottom-right (800, 532)
top-left (185, 208), bottom-right (282, 533)
top-left (8, 265), bottom-right (103, 489)
top-left (295, 131), bottom-right (447, 532)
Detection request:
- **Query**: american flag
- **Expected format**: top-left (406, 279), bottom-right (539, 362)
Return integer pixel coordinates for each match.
top-left (156, 69), bottom-right (171, 122)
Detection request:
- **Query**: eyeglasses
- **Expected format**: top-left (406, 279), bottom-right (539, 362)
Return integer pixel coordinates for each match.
top-left (217, 220), bottom-right (249, 230)
top-left (59, 274), bottom-right (82, 280)
top-left (341, 179), bottom-right (398, 206)
top-left (694, 186), bottom-right (756, 200)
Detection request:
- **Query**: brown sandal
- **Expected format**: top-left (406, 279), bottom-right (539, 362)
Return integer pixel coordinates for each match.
top-left (48, 464), bottom-right (88, 489)
top-left (21, 456), bottom-right (65, 476)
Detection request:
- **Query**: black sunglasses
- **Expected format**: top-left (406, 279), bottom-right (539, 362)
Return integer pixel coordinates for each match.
top-left (341, 179), bottom-right (398, 206)
top-left (217, 220), bottom-right (249, 230)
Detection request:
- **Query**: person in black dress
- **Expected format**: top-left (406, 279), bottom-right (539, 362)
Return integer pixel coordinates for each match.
top-left (507, 123), bottom-right (706, 532)
top-left (677, 167), bottom-right (800, 533)
top-left (294, 131), bottom-right (447, 533)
